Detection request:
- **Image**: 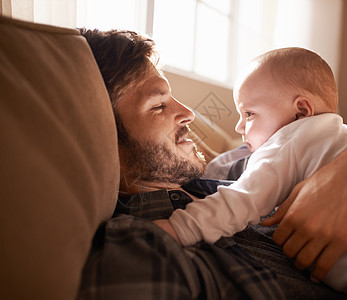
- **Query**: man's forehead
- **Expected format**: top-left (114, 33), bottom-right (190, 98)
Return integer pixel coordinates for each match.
top-left (142, 74), bottom-right (171, 96)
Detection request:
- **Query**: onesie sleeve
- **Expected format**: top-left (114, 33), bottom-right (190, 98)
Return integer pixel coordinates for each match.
top-left (170, 140), bottom-right (298, 246)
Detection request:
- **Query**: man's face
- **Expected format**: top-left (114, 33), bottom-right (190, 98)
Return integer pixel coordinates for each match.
top-left (116, 72), bottom-right (206, 188)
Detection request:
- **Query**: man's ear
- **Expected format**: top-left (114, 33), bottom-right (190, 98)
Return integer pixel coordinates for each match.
top-left (294, 96), bottom-right (314, 120)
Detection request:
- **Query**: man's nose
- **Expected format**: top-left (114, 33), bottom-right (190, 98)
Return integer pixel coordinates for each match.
top-left (173, 98), bottom-right (195, 125)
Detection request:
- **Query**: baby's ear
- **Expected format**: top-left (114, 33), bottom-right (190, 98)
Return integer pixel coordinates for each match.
top-left (294, 96), bottom-right (314, 120)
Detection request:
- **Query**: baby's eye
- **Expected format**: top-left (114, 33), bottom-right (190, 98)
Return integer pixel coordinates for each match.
top-left (245, 112), bottom-right (254, 118)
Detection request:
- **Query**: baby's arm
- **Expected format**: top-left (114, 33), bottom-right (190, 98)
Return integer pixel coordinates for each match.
top-left (169, 152), bottom-right (296, 246)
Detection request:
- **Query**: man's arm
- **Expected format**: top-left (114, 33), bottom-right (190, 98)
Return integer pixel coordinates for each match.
top-left (262, 149), bottom-right (347, 282)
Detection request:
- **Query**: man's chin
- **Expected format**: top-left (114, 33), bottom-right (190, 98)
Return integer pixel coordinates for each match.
top-left (159, 147), bottom-right (206, 185)
top-left (177, 140), bottom-right (195, 156)
top-left (182, 149), bottom-right (207, 182)
top-left (177, 142), bottom-right (206, 163)
top-left (121, 136), bottom-right (206, 186)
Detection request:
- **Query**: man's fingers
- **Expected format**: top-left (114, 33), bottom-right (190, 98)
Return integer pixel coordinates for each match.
top-left (281, 232), bottom-right (309, 259)
top-left (272, 219), bottom-right (295, 246)
top-left (261, 206), bottom-right (286, 226)
top-left (294, 239), bottom-right (325, 270)
top-left (311, 243), bottom-right (345, 281)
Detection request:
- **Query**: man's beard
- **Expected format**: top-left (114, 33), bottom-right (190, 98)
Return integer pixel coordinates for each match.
top-left (118, 123), bottom-right (206, 186)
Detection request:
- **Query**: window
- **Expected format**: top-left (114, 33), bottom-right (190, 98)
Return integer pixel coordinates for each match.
top-left (9, 0), bottom-right (340, 88)
top-left (76, 0), bottom-right (236, 86)
top-left (152, 0), bottom-right (234, 84)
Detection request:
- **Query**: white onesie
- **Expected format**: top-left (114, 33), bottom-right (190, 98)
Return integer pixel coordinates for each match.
top-left (170, 113), bottom-right (347, 293)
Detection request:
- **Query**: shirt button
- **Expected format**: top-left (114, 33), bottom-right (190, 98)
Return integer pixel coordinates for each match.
top-left (170, 192), bottom-right (181, 201)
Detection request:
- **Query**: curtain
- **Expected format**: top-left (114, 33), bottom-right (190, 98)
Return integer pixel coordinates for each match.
top-left (0, 0), bottom-right (77, 28)
top-left (1, 0), bottom-right (12, 17)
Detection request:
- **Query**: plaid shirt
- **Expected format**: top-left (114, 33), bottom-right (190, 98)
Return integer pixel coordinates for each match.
top-left (78, 179), bottom-right (345, 300)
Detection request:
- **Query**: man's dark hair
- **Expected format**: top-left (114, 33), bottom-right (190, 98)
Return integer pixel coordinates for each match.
top-left (80, 29), bottom-right (159, 110)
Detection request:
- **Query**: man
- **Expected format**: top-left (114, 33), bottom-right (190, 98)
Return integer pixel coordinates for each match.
top-left (78, 29), bottom-right (347, 299)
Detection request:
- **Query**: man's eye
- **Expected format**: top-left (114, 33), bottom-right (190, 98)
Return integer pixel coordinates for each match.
top-left (152, 104), bottom-right (166, 110)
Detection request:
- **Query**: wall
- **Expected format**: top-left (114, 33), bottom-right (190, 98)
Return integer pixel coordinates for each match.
top-left (338, 1), bottom-right (347, 122)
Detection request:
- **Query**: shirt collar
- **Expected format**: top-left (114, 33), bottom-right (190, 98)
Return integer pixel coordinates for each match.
top-left (114, 189), bottom-right (193, 220)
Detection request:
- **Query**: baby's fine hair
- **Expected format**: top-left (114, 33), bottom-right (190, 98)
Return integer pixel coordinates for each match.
top-left (255, 47), bottom-right (338, 112)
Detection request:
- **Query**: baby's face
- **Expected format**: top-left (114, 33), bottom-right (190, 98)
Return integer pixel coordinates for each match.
top-left (233, 67), bottom-right (298, 152)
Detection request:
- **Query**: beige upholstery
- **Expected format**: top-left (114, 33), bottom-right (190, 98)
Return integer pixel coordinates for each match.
top-left (0, 16), bottom-right (119, 300)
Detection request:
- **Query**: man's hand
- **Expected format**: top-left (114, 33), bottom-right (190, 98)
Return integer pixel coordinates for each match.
top-left (153, 219), bottom-right (182, 245)
top-left (262, 150), bottom-right (347, 282)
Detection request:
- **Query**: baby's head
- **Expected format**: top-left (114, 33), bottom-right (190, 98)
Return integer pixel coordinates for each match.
top-left (233, 47), bottom-right (338, 152)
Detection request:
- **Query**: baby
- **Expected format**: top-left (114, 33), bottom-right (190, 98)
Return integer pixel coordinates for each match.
top-left (155, 47), bottom-right (347, 293)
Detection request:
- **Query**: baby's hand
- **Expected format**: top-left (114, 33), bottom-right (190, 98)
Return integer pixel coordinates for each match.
top-left (153, 219), bottom-right (182, 245)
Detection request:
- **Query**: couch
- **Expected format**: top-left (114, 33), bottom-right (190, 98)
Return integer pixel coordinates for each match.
top-left (0, 16), bottom-right (237, 299)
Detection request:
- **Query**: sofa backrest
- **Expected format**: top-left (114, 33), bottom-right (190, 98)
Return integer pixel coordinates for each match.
top-left (0, 16), bottom-right (119, 300)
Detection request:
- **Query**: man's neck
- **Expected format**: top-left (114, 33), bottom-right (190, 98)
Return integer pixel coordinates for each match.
top-left (119, 176), bottom-right (181, 196)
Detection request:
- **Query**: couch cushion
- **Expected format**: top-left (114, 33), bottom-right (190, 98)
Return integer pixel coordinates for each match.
top-left (0, 16), bottom-right (119, 300)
